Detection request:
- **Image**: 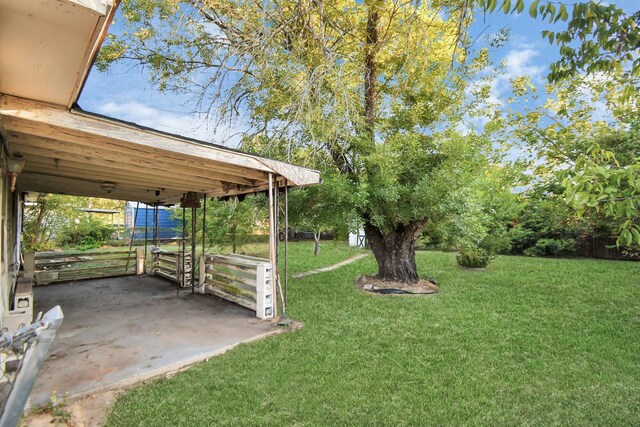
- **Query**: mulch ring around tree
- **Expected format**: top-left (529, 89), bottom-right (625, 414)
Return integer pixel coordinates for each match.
top-left (356, 275), bottom-right (438, 296)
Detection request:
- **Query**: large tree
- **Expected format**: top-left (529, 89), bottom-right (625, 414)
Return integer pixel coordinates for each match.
top-left (99, 0), bottom-right (509, 283)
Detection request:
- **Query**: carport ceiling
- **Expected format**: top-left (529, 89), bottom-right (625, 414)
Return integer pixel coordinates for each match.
top-left (0, 96), bottom-right (320, 204)
top-left (0, 0), bottom-right (115, 108)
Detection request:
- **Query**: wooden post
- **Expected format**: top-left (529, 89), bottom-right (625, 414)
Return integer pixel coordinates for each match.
top-left (198, 254), bottom-right (207, 294)
top-left (136, 247), bottom-right (144, 275)
top-left (268, 174), bottom-right (278, 316)
top-left (23, 251), bottom-right (35, 282)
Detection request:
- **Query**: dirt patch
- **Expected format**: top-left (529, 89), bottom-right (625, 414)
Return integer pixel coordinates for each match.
top-left (24, 390), bottom-right (117, 427)
top-left (357, 276), bottom-right (438, 295)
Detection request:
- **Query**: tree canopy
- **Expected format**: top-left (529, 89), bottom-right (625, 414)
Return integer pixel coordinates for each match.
top-left (100, 0), bottom-right (512, 283)
top-left (97, 0), bottom-right (639, 276)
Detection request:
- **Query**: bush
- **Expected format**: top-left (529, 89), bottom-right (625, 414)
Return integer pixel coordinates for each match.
top-left (522, 238), bottom-right (577, 257)
top-left (456, 247), bottom-right (494, 268)
top-left (58, 218), bottom-right (113, 250)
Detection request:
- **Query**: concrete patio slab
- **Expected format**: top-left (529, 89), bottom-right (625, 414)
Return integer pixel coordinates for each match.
top-left (28, 275), bottom-right (278, 407)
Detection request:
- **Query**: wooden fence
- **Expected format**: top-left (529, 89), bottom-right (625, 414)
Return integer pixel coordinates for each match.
top-left (26, 249), bottom-right (144, 285)
top-left (152, 250), bottom-right (192, 287)
top-left (199, 254), bottom-right (274, 320)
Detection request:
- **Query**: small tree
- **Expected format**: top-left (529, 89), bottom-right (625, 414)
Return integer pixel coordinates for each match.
top-left (173, 195), bottom-right (265, 254)
top-left (287, 175), bottom-right (353, 256)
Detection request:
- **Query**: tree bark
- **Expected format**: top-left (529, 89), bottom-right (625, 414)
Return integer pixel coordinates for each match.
top-left (363, 220), bottom-right (425, 284)
top-left (363, 5), bottom-right (379, 139)
top-left (313, 231), bottom-right (320, 256)
top-left (28, 194), bottom-right (47, 249)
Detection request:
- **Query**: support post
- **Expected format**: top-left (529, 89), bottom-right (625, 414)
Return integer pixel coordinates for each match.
top-left (268, 174), bottom-right (278, 317)
top-left (144, 206), bottom-right (148, 264)
top-left (191, 205), bottom-right (196, 294)
top-left (198, 254), bottom-right (207, 294)
top-left (125, 201), bottom-right (139, 272)
top-left (136, 247), bottom-right (144, 275)
top-left (180, 204), bottom-right (185, 293)
top-left (284, 181), bottom-right (289, 306)
top-left (23, 251), bottom-right (35, 283)
top-left (202, 197), bottom-right (206, 254)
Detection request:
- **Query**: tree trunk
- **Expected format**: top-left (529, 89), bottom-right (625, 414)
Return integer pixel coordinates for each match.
top-left (363, 4), bottom-right (379, 140)
top-left (232, 222), bottom-right (237, 253)
top-left (313, 231), bottom-right (320, 256)
top-left (28, 194), bottom-right (47, 249)
top-left (363, 220), bottom-right (425, 284)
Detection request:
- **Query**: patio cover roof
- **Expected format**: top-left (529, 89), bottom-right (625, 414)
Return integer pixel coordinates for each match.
top-left (0, 0), bottom-right (320, 204)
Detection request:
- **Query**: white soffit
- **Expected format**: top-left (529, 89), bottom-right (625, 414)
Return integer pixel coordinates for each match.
top-left (0, 0), bottom-right (115, 108)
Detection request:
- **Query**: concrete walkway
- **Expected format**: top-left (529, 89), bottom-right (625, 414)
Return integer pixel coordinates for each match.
top-left (291, 253), bottom-right (370, 279)
top-left (29, 275), bottom-right (279, 406)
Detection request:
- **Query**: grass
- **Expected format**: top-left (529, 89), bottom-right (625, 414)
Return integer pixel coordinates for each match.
top-left (105, 250), bottom-right (640, 426)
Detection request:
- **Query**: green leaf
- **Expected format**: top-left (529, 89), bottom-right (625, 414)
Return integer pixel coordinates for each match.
top-left (501, 0), bottom-right (511, 14)
top-left (514, 0), bottom-right (524, 14)
top-left (529, 0), bottom-right (539, 18)
top-left (560, 4), bottom-right (569, 21)
top-left (620, 229), bottom-right (633, 247)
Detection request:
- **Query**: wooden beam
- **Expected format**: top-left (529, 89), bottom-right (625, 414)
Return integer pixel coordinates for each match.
top-left (8, 130), bottom-right (268, 182)
top-left (21, 166), bottom-right (221, 194)
top-left (1, 96), bottom-right (270, 171)
top-left (20, 154), bottom-right (227, 192)
top-left (9, 134), bottom-right (261, 186)
top-left (17, 173), bottom-right (183, 204)
top-left (0, 95), bottom-right (320, 186)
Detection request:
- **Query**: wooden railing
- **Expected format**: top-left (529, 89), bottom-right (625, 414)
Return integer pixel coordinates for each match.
top-left (26, 249), bottom-right (144, 285)
top-left (152, 250), bottom-right (192, 287)
top-left (199, 254), bottom-right (274, 320)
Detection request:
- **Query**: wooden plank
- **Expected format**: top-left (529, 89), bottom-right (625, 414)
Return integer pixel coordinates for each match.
top-left (9, 128), bottom-right (269, 182)
top-left (35, 250), bottom-right (134, 259)
top-left (35, 270), bottom-right (135, 285)
top-left (153, 255), bottom-right (180, 264)
top-left (35, 253), bottom-right (135, 263)
top-left (34, 271), bottom-right (59, 285)
top-left (23, 163), bottom-right (215, 194)
top-left (36, 260), bottom-right (133, 270)
top-left (206, 279), bottom-right (256, 300)
top-left (206, 272), bottom-right (257, 292)
top-left (0, 96), bottom-right (273, 173)
top-left (205, 254), bottom-right (263, 269)
top-left (155, 270), bottom-right (178, 282)
top-left (18, 173), bottom-right (184, 204)
top-left (256, 157), bottom-right (320, 187)
top-left (154, 264), bottom-right (178, 274)
top-left (206, 263), bottom-right (257, 280)
top-left (1, 96), bottom-right (320, 190)
top-left (55, 264), bottom-right (134, 274)
top-left (205, 286), bottom-right (256, 311)
top-left (206, 267), bottom-right (257, 288)
top-left (12, 137), bottom-right (257, 186)
top-left (228, 254), bottom-right (269, 263)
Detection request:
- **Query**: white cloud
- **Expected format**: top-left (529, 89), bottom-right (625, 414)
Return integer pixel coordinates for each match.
top-left (95, 101), bottom-right (245, 147)
top-left (468, 45), bottom-right (544, 119)
top-left (502, 47), bottom-right (545, 82)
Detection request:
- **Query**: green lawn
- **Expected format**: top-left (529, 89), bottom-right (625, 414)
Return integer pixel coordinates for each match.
top-left (105, 250), bottom-right (640, 426)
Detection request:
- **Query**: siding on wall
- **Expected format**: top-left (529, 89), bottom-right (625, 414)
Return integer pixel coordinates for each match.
top-left (124, 203), bottom-right (182, 240)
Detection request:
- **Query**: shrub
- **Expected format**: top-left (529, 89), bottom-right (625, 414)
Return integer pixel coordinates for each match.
top-left (456, 247), bottom-right (494, 268)
top-left (58, 218), bottom-right (113, 250)
top-left (522, 238), bottom-right (577, 257)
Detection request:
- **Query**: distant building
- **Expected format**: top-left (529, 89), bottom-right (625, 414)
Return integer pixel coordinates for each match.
top-left (349, 228), bottom-right (367, 248)
top-left (124, 202), bottom-right (182, 240)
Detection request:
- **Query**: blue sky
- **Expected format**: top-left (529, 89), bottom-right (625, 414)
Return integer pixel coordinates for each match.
top-left (79, 1), bottom-right (636, 146)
